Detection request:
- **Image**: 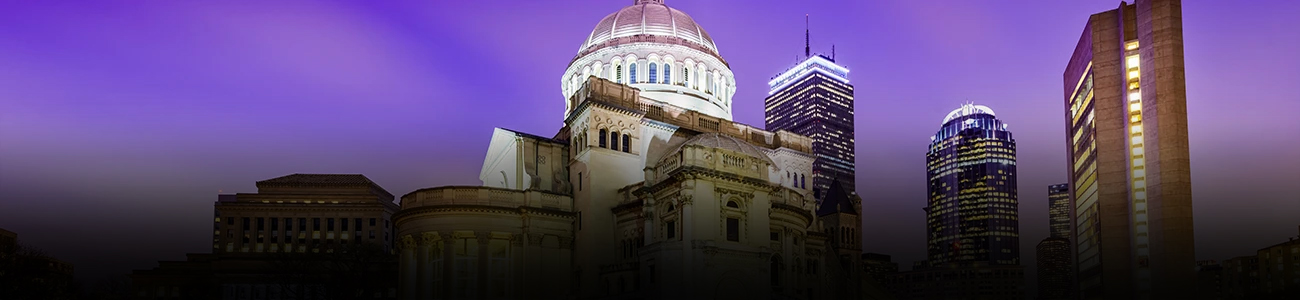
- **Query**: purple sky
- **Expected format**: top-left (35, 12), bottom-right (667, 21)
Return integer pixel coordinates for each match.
top-left (1, 0), bottom-right (1298, 286)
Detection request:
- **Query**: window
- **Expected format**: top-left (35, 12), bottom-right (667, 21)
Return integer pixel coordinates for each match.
top-left (800, 174), bottom-right (806, 188)
top-left (771, 232), bottom-right (779, 241)
top-left (648, 63), bottom-right (658, 83)
top-left (683, 69), bottom-right (690, 86)
top-left (257, 218), bottom-right (265, 230)
top-left (726, 218), bottom-right (740, 242)
top-left (578, 172), bottom-right (583, 191)
top-left (370, 218), bottom-right (376, 226)
top-left (726, 201), bottom-right (739, 208)
top-left (663, 64), bottom-right (671, 83)
top-left (313, 218), bottom-right (321, 231)
top-left (616, 65), bottom-right (623, 84)
top-left (771, 255), bottom-right (782, 287)
top-left (599, 129), bottom-right (607, 148)
top-left (666, 221), bottom-right (676, 239)
top-left (610, 131), bottom-right (619, 150)
top-left (630, 63), bottom-right (638, 83)
top-left (622, 134), bottom-right (630, 152)
top-left (327, 218), bottom-right (335, 231)
top-left (341, 218), bottom-right (348, 231)
top-left (284, 218), bottom-right (292, 231)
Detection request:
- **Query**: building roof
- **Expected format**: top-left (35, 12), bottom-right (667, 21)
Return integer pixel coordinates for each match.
top-left (941, 103), bottom-right (996, 125)
top-left (257, 174), bottom-right (376, 186)
top-left (661, 132), bottom-right (774, 166)
top-left (580, 0), bottom-right (719, 56)
top-left (817, 179), bottom-right (858, 216)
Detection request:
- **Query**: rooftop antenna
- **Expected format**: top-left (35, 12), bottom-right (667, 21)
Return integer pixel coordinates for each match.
top-left (804, 14), bottom-right (810, 58)
top-left (832, 44), bottom-right (836, 60)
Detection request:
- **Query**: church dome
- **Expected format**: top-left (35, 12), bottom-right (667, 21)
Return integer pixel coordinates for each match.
top-left (661, 133), bottom-right (774, 166)
top-left (561, 0), bottom-right (736, 122)
top-left (578, 0), bottom-right (719, 58)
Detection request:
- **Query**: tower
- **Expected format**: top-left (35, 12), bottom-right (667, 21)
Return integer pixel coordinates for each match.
top-left (1064, 0), bottom-right (1195, 298)
top-left (1049, 183), bottom-right (1071, 239)
top-left (924, 103), bottom-right (1019, 266)
top-left (764, 15), bottom-right (856, 202)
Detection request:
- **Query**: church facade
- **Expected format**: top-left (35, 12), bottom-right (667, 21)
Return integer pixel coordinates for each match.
top-left (393, 1), bottom-right (870, 299)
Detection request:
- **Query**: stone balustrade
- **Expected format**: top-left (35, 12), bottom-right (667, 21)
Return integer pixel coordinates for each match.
top-left (400, 186), bottom-right (573, 211)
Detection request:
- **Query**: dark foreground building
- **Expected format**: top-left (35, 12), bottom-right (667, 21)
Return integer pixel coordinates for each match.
top-left (1038, 237), bottom-right (1073, 300)
top-left (131, 174), bottom-right (399, 300)
top-left (0, 228), bottom-right (77, 300)
top-left (1063, 0), bottom-right (1195, 298)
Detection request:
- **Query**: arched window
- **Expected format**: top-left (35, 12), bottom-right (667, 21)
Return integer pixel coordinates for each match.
top-left (705, 72), bottom-right (713, 93)
top-left (615, 65), bottom-right (623, 84)
top-left (800, 174), bottom-right (806, 188)
top-left (663, 64), bottom-right (671, 83)
top-left (771, 255), bottom-right (782, 287)
top-left (622, 134), bottom-right (630, 152)
top-left (599, 129), bottom-right (607, 148)
top-left (683, 69), bottom-right (690, 86)
top-left (610, 131), bottom-right (620, 150)
top-left (648, 63), bottom-right (658, 83)
top-left (629, 63), bottom-right (638, 83)
top-left (726, 201), bottom-right (739, 208)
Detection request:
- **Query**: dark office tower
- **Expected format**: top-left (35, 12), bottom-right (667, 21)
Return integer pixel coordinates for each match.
top-left (765, 18), bottom-right (855, 202)
top-left (1064, 0), bottom-right (1195, 298)
top-left (1049, 183), bottom-right (1071, 239)
top-left (1038, 237), bottom-right (1074, 300)
top-left (924, 103), bottom-right (1018, 266)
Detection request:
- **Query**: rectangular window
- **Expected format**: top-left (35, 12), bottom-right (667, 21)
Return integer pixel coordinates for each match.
top-left (666, 221), bottom-right (676, 239)
top-left (342, 218), bottom-right (349, 231)
top-left (328, 219), bottom-right (335, 231)
top-left (771, 232), bottom-right (779, 241)
top-left (270, 219), bottom-right (278, 231)
top-left (727, 218), bottom-right (740, 242)
top-left (314, 218), bottom-right (321, 231)
top-left (257, 218), bottom-right (265, 230)
top-left (370, 218), bottom-right (376, 227)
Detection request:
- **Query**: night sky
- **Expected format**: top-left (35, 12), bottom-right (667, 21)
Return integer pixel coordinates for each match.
top-left (1, 0), bottom-right (1297, 287)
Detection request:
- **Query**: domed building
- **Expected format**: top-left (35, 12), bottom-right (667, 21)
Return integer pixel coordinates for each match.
top-left (394, 1), bottom-right (870, 299)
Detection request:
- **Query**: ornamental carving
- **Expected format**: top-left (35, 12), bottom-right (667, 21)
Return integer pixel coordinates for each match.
top-left (420, 232), bottom-right (440, 246)
top-left (400, 235), bottom-right (416, 251)
top-left (477, 232), bottom-right (492, 245)
top-left (528, 233), bottom-right (545, 245)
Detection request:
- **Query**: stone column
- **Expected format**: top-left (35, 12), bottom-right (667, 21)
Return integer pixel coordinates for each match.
top-left (440, 232), bottom-right (454, 299)
top-left (478, 231), bottom-right (492, 298)
top-left (398, 235), bottom-right (416, 300)
top-left (418, 232), bottom-right (439, 300)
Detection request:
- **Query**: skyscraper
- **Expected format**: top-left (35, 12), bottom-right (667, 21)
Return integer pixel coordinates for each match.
top-left (1038, 237), bottom-right (1074, 300)
top-left (1049, 183), bottom-right (1070, 239)
top-left (765, 16), bottom-right (855, 201)
top-left (1064, 0), bottom-right (1195, 298)
top-left (924, 103), bottom-right (1019, 266)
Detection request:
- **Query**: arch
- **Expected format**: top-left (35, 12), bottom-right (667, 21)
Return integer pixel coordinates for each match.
top-left (622, 133), bottom-right (630, 152)
top-left (648, 62), bottom-right (658, 84)
top-left (615, 65), bottom-right (623, 84)
top-left (770, 254), bottom-right (783, 287)
top-left (624, 62), bottom-right (634, 83)
top-left (663, 63), bottom-right (672, 84)
top-left (726, 201), bottom-right (739, 208)
top-left (682, 68), bottom-right (690, 87)
top-left (610, 131), bottom-right (620, 150)
top-left (599, 129), bottom-right (608, 148)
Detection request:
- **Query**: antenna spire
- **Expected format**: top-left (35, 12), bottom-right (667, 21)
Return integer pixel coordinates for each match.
top-left (804, 14), bottom-right (810, 58)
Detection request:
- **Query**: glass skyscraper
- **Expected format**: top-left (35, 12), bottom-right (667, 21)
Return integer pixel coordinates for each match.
top-left (923, 103), bottom-right (1018, 266)
top-left (764, 54), bottom-right (855, 201)
top-left (1048, 183), bottom-right (1070, 239)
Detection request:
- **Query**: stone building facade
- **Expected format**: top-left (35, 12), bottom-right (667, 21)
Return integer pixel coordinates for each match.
top-left (392, 1), bottom-right (877, 298)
